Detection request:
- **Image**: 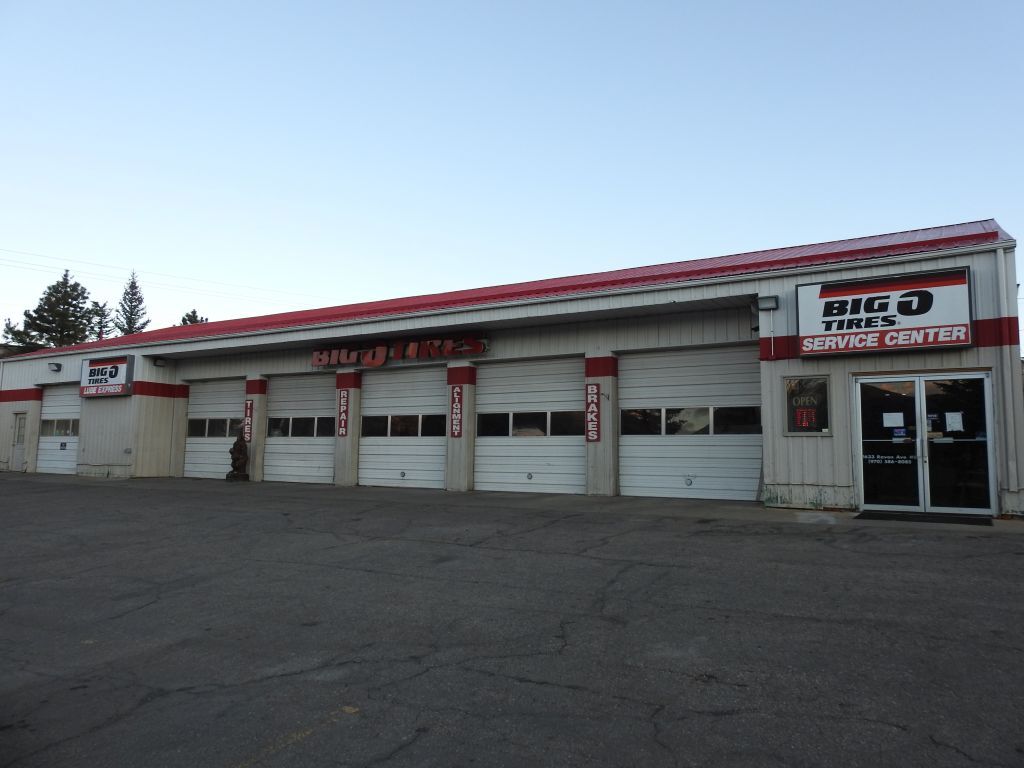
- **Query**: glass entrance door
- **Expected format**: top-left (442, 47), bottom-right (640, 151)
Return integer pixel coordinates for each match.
top-left (12, 413), bottom-right (27, 471)
top-left (857, 374), bottom-right (994, 514)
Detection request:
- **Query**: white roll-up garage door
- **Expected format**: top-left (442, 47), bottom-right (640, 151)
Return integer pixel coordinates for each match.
top-left (38, 384), bottom-right (81, 474)
top-left (619, 346), bottom-right (762, 500)
top-left (474, 358), bottom-right (586, 494)
top-left (358, 366), bottom-right (447, 488)
top-left (184, 379), bottom-right (245, 479)
top-left (264, 375), bottom-right (336, 484)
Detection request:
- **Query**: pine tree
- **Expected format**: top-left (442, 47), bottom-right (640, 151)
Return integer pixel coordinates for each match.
top-left (114, 271), bottom-right (150, 335)
top-left (90, 301), bottom-right (114, 340)
top-left (179, 309), bottom-right (208, 325)
top-left (2, 270), bottom-right (93, 348)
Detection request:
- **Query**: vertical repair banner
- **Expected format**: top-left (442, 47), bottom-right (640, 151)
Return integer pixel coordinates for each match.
top-left (337, 389), bottom-right (350, 437)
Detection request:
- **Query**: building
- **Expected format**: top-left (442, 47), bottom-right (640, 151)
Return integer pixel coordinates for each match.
top-left (1, 219), bottom-right (1021, 517)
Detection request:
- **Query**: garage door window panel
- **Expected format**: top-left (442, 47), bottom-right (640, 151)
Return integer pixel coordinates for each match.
top-left (362, 416), bottom-right (389, 437)
top-left (714, 407), bottom-right (762, 434)
top-left (478, 413), bottom-right (511, 437)
top-left (390, 415), bottom-right (420, 436)
top-left (512, 412), bottom-right (547, 436)
top-left (666, 408), bottom-right (710, 435)
top-left (622, 408), bottom-right (662, 435)
top-left (290, 417), bottom-right (315, 437)
top-left (421, 414), bottom-right (447, 437)
top-left (315, 417), bottom-right (336, 437)
top-left (550, 411), bottom-right (584, 436)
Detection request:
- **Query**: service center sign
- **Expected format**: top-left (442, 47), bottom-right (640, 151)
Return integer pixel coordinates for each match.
top-left (80, 356), bottom-right (132, 397)
top-left (797, 269), bottom-right (972, 356)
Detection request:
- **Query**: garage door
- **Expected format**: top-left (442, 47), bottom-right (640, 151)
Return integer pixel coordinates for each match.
top-left (184, 379), bottom-right (244, 479)
top-left (619, 346), bottom-right (762, 500)
top-left (264, 375), bottom-right (336, 484)
top-left (474, 358), bottom-right (586, 494)
top-left (38, 385), bottom-right (81, 474)
top-left (358, 366), bottom-right (447, 488)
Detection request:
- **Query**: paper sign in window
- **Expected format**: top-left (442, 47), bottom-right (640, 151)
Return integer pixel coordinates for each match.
top-left (882, 412), bottom-right (904, 428)
top-left (945, 412), bottom-right (964, 432)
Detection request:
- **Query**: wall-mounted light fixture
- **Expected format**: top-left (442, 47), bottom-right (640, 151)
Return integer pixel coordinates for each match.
top-left (153, 358), bottom-right (167, 367)
top-left (756, 296), bottom-right (781, 359)
top-left (47, 362), bottom-right (62, 372)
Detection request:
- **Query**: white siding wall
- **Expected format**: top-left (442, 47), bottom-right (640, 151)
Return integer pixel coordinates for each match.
top-left (264, 375), bottom-right (336, 484)
top-left (619, 346), bottom-right (763, 500)
top-left (358, 366), bottom-right (447, 489)
top-left (184, 379), bottom-right (244, 479)
top-left (475, 358), bottom-right (586, 493)
top-left (37, 385), bottom-right (81, 475)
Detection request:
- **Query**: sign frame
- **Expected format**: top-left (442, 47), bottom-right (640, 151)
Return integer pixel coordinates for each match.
top-left (80, 355), bottom-right (135, 397)
top-left (795, 268), bottom-right (973, 357)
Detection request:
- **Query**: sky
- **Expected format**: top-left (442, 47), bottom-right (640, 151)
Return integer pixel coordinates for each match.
top-left (1, 0), bottom-right (1022, 333)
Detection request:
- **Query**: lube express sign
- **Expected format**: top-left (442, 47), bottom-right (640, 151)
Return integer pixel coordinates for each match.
top-left (797, 269), bottom-right (972, 356)
top-left (80, 356), bottom-right (133, 397)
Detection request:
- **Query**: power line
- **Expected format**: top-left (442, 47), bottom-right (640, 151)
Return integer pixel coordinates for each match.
top-left (0, 258), bottom-right (334, 314)
top-left (0, 246), bottom-right (338, 303)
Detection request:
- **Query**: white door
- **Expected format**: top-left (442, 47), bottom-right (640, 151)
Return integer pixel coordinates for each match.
top-left (474, 358), bottom-right (586, 493)
top-left (264, 375), bottom-right (336, 483)
top-left (358, 366), bottom-right (447, 488)
top-left (12, 413), bottom-right (27, 471)
top-left (184, 379), bottom-right (245, 479)
top-left (855, 373), bottom-right (995, 515)
top-left (38, 385), bottom-right (81, 474)
top-left (618, 346), bottom-right (762, 500)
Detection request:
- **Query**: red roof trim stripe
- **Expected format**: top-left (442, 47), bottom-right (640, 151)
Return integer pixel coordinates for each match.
top-left (0, 387), bottom-right (43, 403)
top-left (759, 315), bottom-right (1020, 360)
top-left (12, 220), bottom-right (1010, 359)
top-left (132, 381), bottom-right (190, 398)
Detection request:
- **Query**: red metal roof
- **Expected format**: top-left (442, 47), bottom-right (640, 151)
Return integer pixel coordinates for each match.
top-left (15, 219), bottom-right (1012, 358)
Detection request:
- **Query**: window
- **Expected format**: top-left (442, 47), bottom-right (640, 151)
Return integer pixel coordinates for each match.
top-left (361, 414), bottom-right (447, 437)
top-left (666, 408), bottom-right (710, 435)
top-left (714, 406), bottom-right (762, 434)
top-left (512, 412), bottom-right (547, 436)
top-left (421, 414), bottom-right (447, 437)
top-left (290, 417), bottom-right (315, 437)
top-left (621, 409), bottom-right (662, 435)
top-left (550, 411), bottom-right (585, 436)
top-left (785, 377), bottom-right (829, 433)
top-left (390, 415), bottom-right (420, 437)
top-left (39, 419), bottom-right (80, 437)
top-left (361, 416), bottom-right (388, 437)
top-left (477, 413), bottom-right (510, 436)
top-left (268, 416), bottom-right (336, 437)
top-left (190, 417), bottom-right (242, 438)
top-left (477, 411), bottom-right (585, 437)
top-left (621, 407), bottom-right (761, 435)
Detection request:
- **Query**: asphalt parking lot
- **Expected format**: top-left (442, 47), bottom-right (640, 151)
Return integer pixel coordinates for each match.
top-left (1, 474), bottom-right (1023, 768)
